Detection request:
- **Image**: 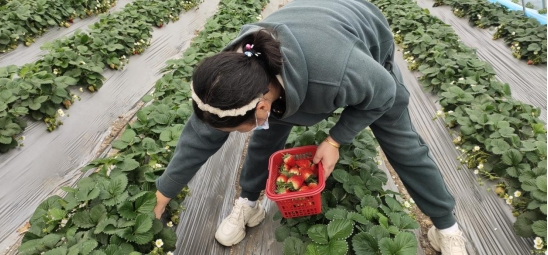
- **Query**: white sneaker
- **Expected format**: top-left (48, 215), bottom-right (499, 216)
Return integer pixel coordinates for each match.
top-left (428, 226), bottom-right (468, 254)
top-left (214, 199), bottom-right (265, 246)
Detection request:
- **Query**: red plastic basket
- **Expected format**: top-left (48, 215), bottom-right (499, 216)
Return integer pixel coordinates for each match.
top-left (265, 145), bottom-right (325, 218)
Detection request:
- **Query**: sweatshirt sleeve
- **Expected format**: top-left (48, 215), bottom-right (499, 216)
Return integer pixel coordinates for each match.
top-left (156, 113), bottom-right (229, 198)
top-left (329, 42), bottom-right (396, 145)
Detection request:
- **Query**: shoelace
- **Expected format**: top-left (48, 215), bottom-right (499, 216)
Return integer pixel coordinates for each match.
top-left (227, 200), bottom-right (246, 225)
top-left (446, 233), bottom-right (467, 254)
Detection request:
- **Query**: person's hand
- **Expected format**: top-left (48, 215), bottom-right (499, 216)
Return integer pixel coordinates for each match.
top-left (154, 190), bottom-right (171, 219)
top-left (312, 136), bottom-right (340, 180)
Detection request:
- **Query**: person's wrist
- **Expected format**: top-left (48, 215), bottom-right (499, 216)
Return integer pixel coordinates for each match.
top-left (324, 137), bottom-right (340, 149)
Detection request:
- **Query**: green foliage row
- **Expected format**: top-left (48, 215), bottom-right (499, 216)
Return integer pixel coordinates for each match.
top-left (276, 122), bottom-right (419, 255)
top-left (0, 0), bottom-right (199, 153)
top-left (0, 0), bottom-right (116, 53)
top-left (18, 0), bottom-right (267, 254)
top-left (433, 0), bottom-right (547, 65)
top-left (374, 0), bottom-right (547, 251)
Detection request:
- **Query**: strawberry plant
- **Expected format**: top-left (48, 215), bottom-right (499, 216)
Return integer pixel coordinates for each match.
top-left (0, 0), bottom-right (200, 153)
top-left (274, 119), bottom-right (419, 255)
top-left (434, 0), bottom-right (547, 64)
top-left (375, 0), bottom-right (547, 252)
top-left (0, 0), bottom-right (117, 53)
top-left (19, 0), bottom-right (269, 253)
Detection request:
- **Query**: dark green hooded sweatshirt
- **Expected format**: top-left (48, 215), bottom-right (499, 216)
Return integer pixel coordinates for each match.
top-left (157, 0), bottom-right (399, 198)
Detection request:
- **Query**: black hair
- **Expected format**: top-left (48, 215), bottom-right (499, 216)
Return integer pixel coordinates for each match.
top-left (192, 29), bottom-right (282, 128)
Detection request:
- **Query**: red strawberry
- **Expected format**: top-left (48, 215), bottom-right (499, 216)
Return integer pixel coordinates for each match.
top-left (310, 164), bottom-right (318, 173)
top-left (276, 174), bottom-right (288, 185)
top-left (276, 187), bottom-right (289, 194)
top-left (298, 186), bottom-right (310, 192)
top-left (279, 163), bottom-right (291, 173)
top-left (158, 23), bottom-right (164, 28)
top-left (283, 153), bottom-right (296, 167)
top-left (287, 175), bottom-right (304, 191)
top-left (527, 60), bottom-right (534, 65)
top-left (288, 167), bottom-right (300, 176)
top-left (295, 159), bottom-right (311, 169)
top-left (300, 168), bottom-right (316, 182)
top-left (308, 182), bottom-right (318, 189)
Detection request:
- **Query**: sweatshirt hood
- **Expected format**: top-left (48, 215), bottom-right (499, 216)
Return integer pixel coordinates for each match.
top-left (223, 23), bottom-right (307, 118)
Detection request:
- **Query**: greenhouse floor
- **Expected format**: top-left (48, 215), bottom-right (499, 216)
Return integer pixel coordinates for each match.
top-left (1, 0), bottom-right (545, 254)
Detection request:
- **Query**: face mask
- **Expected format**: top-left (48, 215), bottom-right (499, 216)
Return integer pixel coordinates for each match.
top-left (253, 111), bottom-right (270, 131)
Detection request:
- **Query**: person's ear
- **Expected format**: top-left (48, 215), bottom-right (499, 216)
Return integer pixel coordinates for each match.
top-left (255, 100), bottom-right (270, 118)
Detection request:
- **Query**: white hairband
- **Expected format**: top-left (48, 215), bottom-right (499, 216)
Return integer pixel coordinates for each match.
top-left (190, 83), bottom-right (262, 118)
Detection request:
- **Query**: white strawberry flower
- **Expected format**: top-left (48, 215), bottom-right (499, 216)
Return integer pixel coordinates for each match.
top-left (436, 110), bottom-right (443, 117)
top-left (514, 190), bottom-right (521, 197)
top-left (448, 110), bottom-right (454, 114)
top-left (458, 77), bottom-right (464, 81)
top-left (79, 87), bottom-right (83, 92)
top-left (403, 201), bottom-right (411, 208)
top-left (505, 196), bottom-right (513, 205)
top-left (512, 32), bottom-right (516, 35)
top-left (167, 252), bottom-right (174, 255)
top-left (534, 51), bottom-right (538, 55)
top-left (474, 169), bottom-right (479, 175)
top-left (409, 198), bottom-right (414, 204)
top-left (477, 14), bottom-right (482, 19)
top-left (155, 239), bottom-right (164, 248)
top-left (167, 221), bottom-right (173, 227)
top-left (534, 237), bottom-right (543, 246)
top-left (478, 163), bottom-right (484, 169)
top-left (53, 69), bottom-right (59, 75)
top-left (473, 146), bottom-right (480, 152)
top-left (57, 109), bottom-right (65, 117)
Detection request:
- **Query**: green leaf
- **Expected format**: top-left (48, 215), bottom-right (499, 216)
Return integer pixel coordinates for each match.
top-left (116, 227), bottom-right (153, 245)
top-left (308, 224), bottom-right (329, 244)
top-left (43, 246), bottom-right (68, 255)
top-left (134, 214), bottom-right (153, 234)
top-left (76, 186), bottom-right (100, 201)
top-left (490, 139), bottom-right (511, 155)
top-left (537, 175), bottom-right (547, 192)
top-left (141, 94), bottom-right (153, 103)
top-left (118, 201), bottom-right (137, 220)
top-left (283, 237), bottom-right (306, 255)
top-left (326, 239), bottom-right (349, 255)
top-left (135, 192), bottom-right (156, 214)
top-left (42, 234), bottom-right (63, 248)
top-left (347, 212), bottom-right (370, 225)
top-left (141, 137), bottom-right (157, 150)
top-left (501, 149), bottom-right (523, 166)
top-left (81, 240), bottom-right (98, 254)
top-left (385, 196), bottom-right (403, 212)
top-left (95, 217), bottom-right (117, 234)
top-left (305, 243), bottom-right (322, 255)
top-left (389, 213), bottom-right (419, 230)
top-left (160, 129), bottom-right (172, 142)
top-left (90, 204), bottom-right (107, 223)
top-left (327, 219), bottom-right (354, 240)
top-left (325, 208), bottom-right (348, 220)
top-left (117, 158), bottom-right (140, 171)
top-left (532, 220), bottom-right (547, 238)
top-left (121, 129), bottom-right (136, 143)
top-left (378, 232), bottom-right (418, 255)
top-left (369, 225), bottom-right (390, 241)
top-left (514, 214), bottom-right (534, 237)
top-left (275, 225), bottom-right (291, 242)
top-left (72, 211), bottom-right (94, 228)
top-left (332, 169), bottom-right (350, 184)
top-left (361, 206), bottom-right (378, 221)
top-left (541, 204), bottom-right (547, 215)
top-left (352, 232), bottom-right (378, 255)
